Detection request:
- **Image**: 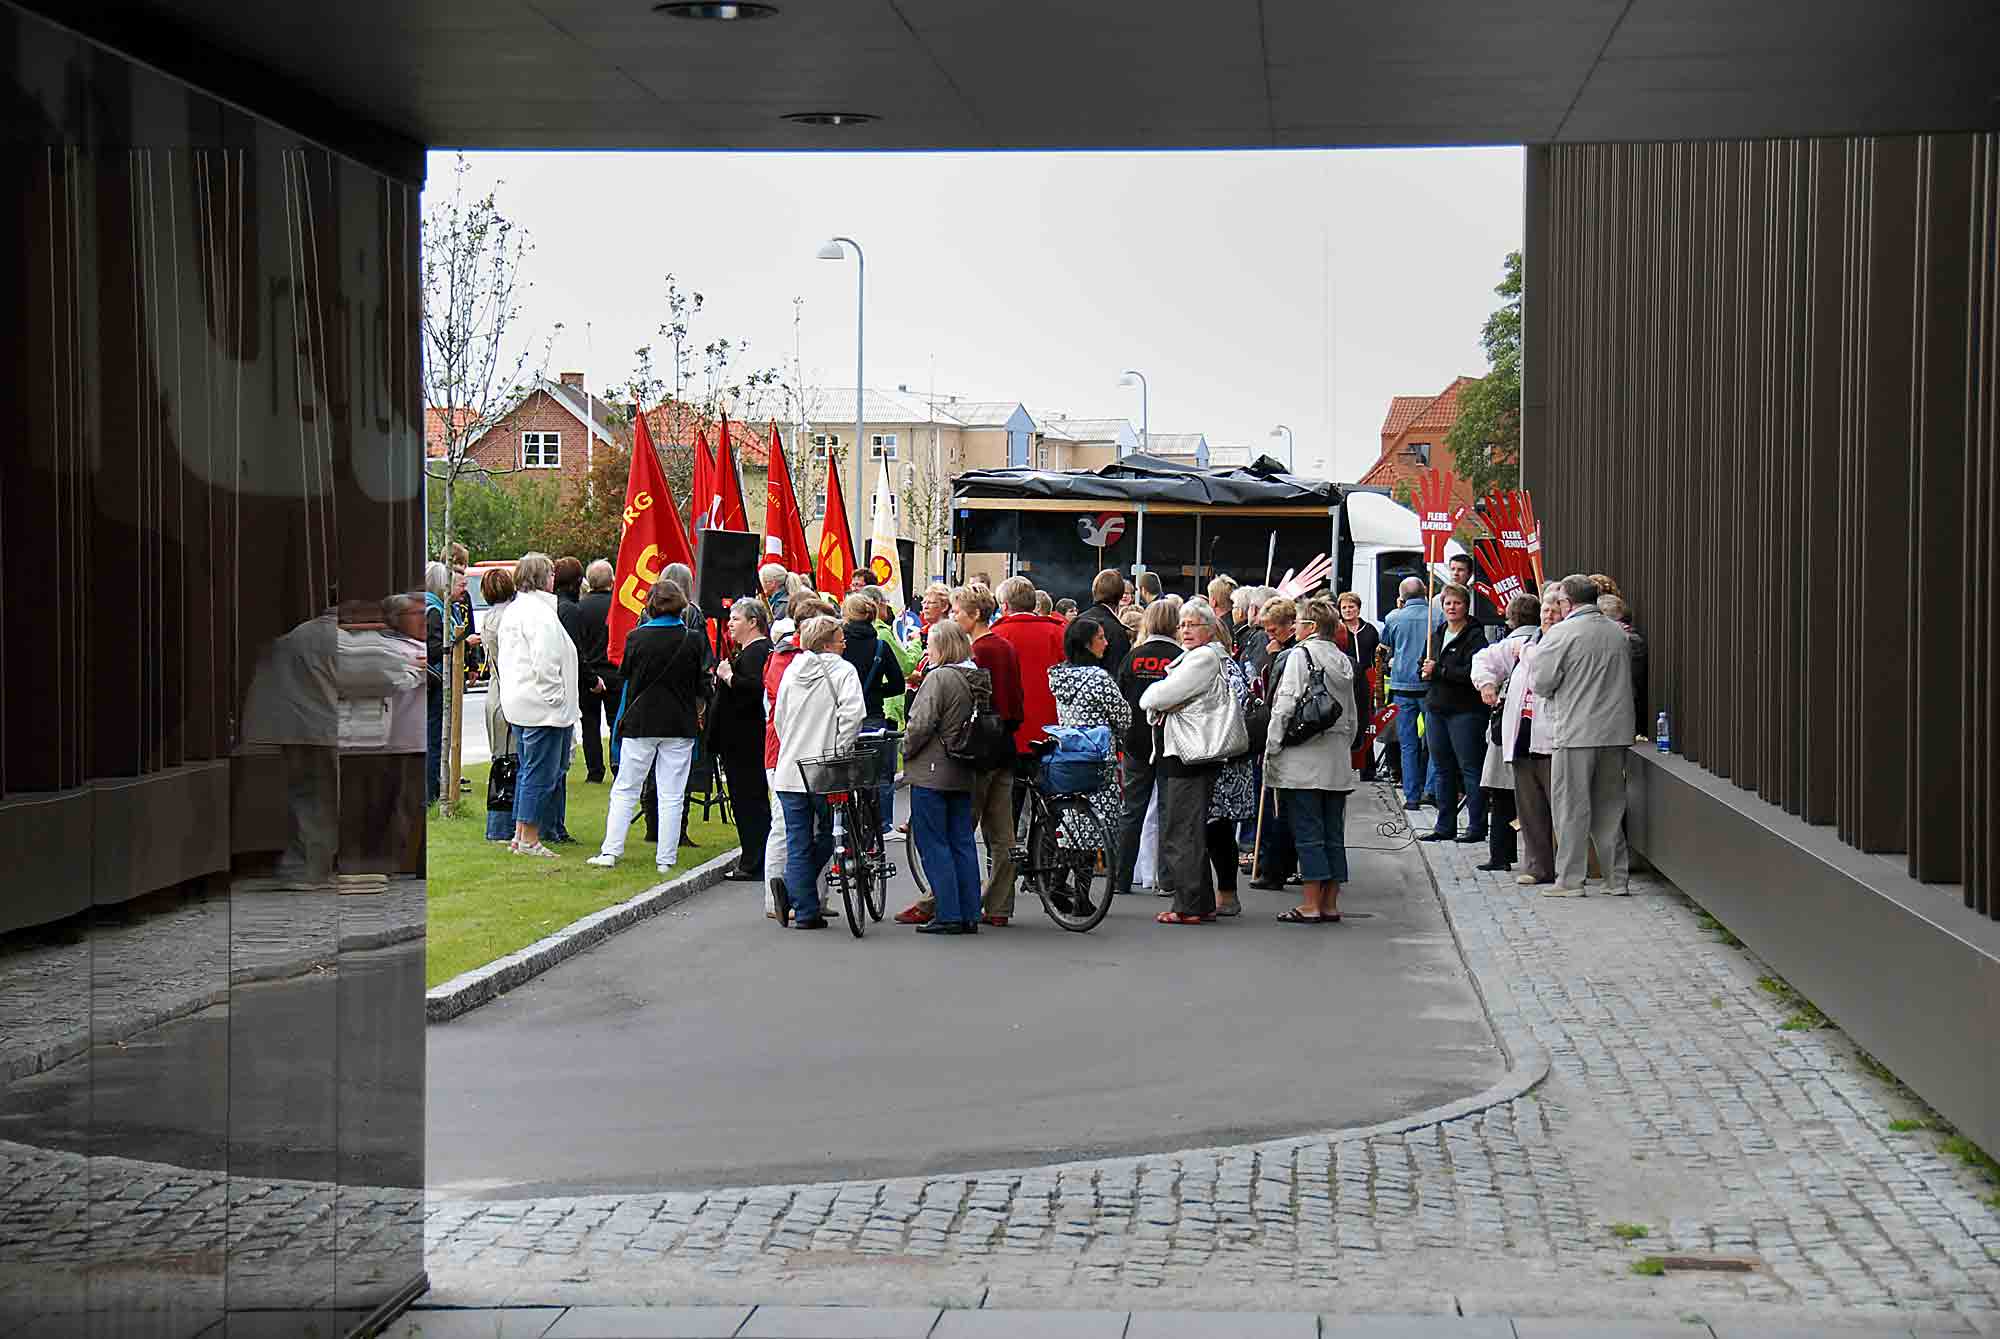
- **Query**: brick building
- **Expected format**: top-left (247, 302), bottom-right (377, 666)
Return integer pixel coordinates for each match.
top-left (425, 372), bottom-right (620, 491)
top-left (1357, 374), bottom-right (1478, 504)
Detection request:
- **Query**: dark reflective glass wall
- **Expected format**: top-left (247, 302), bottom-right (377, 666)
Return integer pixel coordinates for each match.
top-left (0, 6), bottom-right (427, 1335)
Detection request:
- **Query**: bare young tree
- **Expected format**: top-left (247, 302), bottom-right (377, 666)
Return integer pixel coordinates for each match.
top-left (421, 155), bottom-right (551, 564)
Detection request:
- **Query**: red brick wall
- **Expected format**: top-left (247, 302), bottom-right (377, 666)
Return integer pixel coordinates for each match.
top-left (461, 391), bottom-right (597, 490)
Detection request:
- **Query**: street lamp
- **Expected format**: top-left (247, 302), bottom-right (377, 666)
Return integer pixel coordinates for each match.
top-left (817, 236), bottom-right (865, 563)
top-left (1269, 423), bottom-right (1294, 470)
top-left (1118, 369), bottom-right (1148, 456)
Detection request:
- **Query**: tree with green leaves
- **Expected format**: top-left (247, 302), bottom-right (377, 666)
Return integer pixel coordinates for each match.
top-left (1445, 250), bottom-right (1522, 498)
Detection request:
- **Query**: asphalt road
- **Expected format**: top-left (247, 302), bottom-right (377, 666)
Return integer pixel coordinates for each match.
top-left (426, 785), bottom-right (1502, 1198)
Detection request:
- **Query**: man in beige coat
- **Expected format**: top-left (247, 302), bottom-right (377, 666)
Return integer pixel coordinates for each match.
top-left (1529, 574), bottom-right (1636, 894)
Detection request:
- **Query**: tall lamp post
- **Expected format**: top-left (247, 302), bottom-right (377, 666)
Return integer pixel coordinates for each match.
top-left (817, 236), bottom-right (866, 563)
top-left (1119, 369), bottom-right (1148, 456)
top-left (1269, 423), bottom-right (1294, 470)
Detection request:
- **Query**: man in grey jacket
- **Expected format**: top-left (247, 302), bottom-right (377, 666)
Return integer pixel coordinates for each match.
top-left (1529, 574), bottom-right (1635, 894)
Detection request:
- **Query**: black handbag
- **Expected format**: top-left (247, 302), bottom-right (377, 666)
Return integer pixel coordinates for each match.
top-left (487, 753), bottom-right (519, 811)
top-left (1279, 650), bottom-right (1345, 748)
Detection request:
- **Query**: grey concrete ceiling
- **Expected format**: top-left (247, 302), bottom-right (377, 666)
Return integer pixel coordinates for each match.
top-left (50, 0), bottom-right (2000, 150)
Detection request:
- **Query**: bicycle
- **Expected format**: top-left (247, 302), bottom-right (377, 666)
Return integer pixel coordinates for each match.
top-left (1009, 739), bottom-right (1115, 933)
top-left (796, 729), bottom-right (901, 938)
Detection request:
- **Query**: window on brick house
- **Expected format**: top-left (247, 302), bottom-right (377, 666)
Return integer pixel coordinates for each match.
top-left (522, 430), bottom-right (561, 468)
top-left (1408, 442), bottom-right (1432, 467)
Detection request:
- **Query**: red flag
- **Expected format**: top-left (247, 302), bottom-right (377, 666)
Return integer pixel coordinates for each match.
top-left (714, 416), bottom-right (749, 532)
top-left (609, 409), bottom-right (696, 666)
top-left (762, 422), bottom-right (813, 576)
top-left (815, 448), bottom-right (859, 596)
top-left (690, 430), bottom-right (719, 542)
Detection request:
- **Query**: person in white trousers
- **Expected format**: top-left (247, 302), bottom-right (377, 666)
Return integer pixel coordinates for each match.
top-left (1529, 573), bottom-right (1637, 895)
top-left (588, 579), bottom-right (712, 873)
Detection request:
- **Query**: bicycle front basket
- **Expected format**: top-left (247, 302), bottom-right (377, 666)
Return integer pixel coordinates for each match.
top-left (797, 751), bottom-right (871, 795)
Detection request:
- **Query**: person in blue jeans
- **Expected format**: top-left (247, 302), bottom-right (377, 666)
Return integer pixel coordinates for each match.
top-left (770, 616), bottom-right (865, 929)
top-left (901, 620), bottom-right (988, 935)
top-left (1417, 584), bottom-right (1489, 844)
top-left (1377, 575), bottom-right (1442, 811)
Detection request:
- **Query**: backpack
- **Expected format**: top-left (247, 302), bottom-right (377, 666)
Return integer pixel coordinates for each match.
top-left (942, 667), bottom-right (1015, 770)
top-left (1279, 645), bottom-right (1345, 748)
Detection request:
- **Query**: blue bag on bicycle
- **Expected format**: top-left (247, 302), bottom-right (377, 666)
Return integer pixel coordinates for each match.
top-left (1039, 725), bottom-right (1111, 795)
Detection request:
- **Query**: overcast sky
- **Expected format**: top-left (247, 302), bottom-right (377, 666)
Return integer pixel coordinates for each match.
top-left (436, 147), bottom-right (1522, 482)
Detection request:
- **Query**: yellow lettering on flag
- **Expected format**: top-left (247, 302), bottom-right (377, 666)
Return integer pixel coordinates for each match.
top-left (617, 543), bottom-right (666, 614)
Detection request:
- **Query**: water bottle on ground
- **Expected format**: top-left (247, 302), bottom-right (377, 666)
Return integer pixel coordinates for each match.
top-left (1655, 710), bottom-right (1671, 753)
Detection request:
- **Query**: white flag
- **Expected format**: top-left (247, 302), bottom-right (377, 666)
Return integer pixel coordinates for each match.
top-left (867, 463), bottom-right (905, 612)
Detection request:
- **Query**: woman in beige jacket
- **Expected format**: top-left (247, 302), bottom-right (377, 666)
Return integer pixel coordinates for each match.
top-left (1264, 597), bottom-right (1360, 923)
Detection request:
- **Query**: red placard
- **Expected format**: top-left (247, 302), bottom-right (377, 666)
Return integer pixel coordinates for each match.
top-left (1414, 467), bottom-right (1470, 563)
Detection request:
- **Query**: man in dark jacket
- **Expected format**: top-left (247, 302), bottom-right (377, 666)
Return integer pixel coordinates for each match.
top-left (577, 559), bottom-right (618, 782)
top-left (712, 597), bottom-right (774, 880)
top-left (839, 592), bottom-right (906, 834)
top-left (1077, 568), bottom-right (1132, 673)
top-left (1108, 601), bottom-right (1181, 898)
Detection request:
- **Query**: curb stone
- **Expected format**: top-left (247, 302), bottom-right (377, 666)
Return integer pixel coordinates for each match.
top-left (426, 848), bottom-right (741, 1023)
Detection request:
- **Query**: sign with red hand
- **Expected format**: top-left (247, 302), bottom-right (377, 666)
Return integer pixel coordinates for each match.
top-left (1414, 468), bottom-right (1470, 563)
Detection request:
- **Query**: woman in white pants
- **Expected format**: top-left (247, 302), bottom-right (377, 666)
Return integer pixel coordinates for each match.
top-left (588, 579), bottom-right (712, 873)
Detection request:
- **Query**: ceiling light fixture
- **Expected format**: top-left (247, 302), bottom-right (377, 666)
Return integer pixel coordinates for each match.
top-left (783, 111), bottom-right (879, 127)
top-left (652, 2), bottom-right (779, 19)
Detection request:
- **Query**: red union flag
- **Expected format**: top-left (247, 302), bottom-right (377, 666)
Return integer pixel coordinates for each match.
top-left (1413, 467), bottom-right (1469, 563)
top-left (1078, 512), bottom-right (1126, 547)
top-left (608, 408), bottom-right (696, 666)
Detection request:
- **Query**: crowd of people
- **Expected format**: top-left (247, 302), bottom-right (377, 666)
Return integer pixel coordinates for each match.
top-left (431, 545), bottom-right (1648, 933)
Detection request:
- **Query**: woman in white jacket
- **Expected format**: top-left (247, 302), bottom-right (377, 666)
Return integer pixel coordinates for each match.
top-left (1472, 587), bottom-right (1560, 886)
top-left (1138, 602), bottom-right (1241, 925)
top-left (1469, 595), bottom-right (1541, 876)
top-left (498, 552), bottom-right (579, 858)
top-left (1264, 597), bottom-right (1360, 923)
top-left (770, 615), bottom-right (865, 928)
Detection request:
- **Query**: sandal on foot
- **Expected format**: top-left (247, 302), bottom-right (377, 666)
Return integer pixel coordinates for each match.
top-left (1155, 911), bottom-right (1204, 925)
top-left (1275, 907), bottom-right (1324, 924)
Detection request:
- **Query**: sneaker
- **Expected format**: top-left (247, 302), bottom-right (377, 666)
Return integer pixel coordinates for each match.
top-left (1514, 873), bottom-right (1544, 886)
top-left (1539, 883), bottom-right (1586, 898)
top-left (895, 903), bottom-right (933, 925)
top-left (882, 828), bottom-right (906, 843)
top-left (656, 864), bottom-right (676, 877)
top-left (585, 853), bottom-right (617, 868)
top-left (1603, 885), bottom-right (1632, 897)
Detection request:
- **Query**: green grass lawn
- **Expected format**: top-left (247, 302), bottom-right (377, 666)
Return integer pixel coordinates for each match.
top-left (426, 751), bottom-right (742, 987)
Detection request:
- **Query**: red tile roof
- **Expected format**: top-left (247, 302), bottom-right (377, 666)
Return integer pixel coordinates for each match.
top-left (1379, 395), bottom-right (1433, 444)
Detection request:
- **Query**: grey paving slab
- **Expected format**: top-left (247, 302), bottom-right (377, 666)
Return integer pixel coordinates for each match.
top-left (736, 1308), bottom-right (944, 1339)
top-left (1707, 1327), bottom-right (1930, 1339)
top-left (383, 1308), bottom-right (567, 1339)
top-left (1322, 1317), bottom-right (1517, 1337)
top-left (1128, 1312), bottom-right (1315, 1338)
top-left (1512, 1322), bottom-right (1708, 1339)
top-left (931, 1311), bottom-right (1130, 1339)
top-left (543, 1306), bottom-right (757, 1338)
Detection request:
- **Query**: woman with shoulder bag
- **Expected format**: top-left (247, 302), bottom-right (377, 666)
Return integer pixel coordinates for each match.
top-left (587, 578), bottom-right (712, 875)
top-left (479, 566), bottom-right (519, 842)
top-left (1264, 596), bottom-right (1360, 923)
top-left (1470, 594), bottom-right (1541, 875)
top-left (902, 620), bottom-right (989, 936)
top-left (1138, 601), bottom-right (1246, 925)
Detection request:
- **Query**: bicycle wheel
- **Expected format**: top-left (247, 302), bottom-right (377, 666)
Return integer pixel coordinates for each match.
top-left (903, 823), bottom-right (928, 901)
top-left (854, 792), bottom-right (889, 922)
top-left (832, 802), bottom-right (866, 938)
top-left (1035, 800), bottom-right (1112, 933)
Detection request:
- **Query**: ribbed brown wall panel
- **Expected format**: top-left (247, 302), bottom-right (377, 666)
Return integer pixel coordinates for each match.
top-left (1525, 134), bottom-right (2000, 919)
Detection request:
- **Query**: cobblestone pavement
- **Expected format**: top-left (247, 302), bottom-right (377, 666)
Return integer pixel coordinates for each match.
top-left (421, 783), bottom-right (2000, 1327)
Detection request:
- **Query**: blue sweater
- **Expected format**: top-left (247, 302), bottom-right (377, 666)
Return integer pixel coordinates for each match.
top-left (1378, 600), bottom-right (1443, 694)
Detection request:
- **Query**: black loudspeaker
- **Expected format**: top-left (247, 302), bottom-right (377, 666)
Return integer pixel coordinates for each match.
top-left (695, 529), bottom-right (763, 614)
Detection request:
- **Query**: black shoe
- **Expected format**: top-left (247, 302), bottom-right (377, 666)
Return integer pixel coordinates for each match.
top-left (770, 878), bottom-right (791, 928)
top-left (1248, 878), bottom-right (1287, 892)
top-left (724, 863), bottom-right (761, 881)
top-left (643, 830), bottom-right (659, 844)
top-left (585, 774), bottom-right (605, 784)
top-left (1456, 832), bottom-right (1487, 845)
top-left (1421, 794), bottom-right (1439, 806)
top-left (1475, 859), bottom-right (1510, 872)
top-left (793, 916), bottom-right (829, 930)
top-left (961, 921), bottom-right (978, 934)
top-left (916, 920), bottom-right (960, 935)
top-left (1417, 832), bottom-right (1456, 843)
top-left (1404, 801), bottom-right (1423, 811)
